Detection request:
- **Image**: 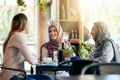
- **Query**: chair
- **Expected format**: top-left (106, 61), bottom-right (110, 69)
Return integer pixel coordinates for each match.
top-left (55, 57), bottom-right (95, 76)
top-left (0, 66), bottom-right (44, 80)
top-left (0, 66), bottom-right (27, 80)
top-left (30, 66), bottom-right (53, 80)
top-left (28, 74), bottom-right (53, 80)
top-left (81, 63), bottom-right (120, 75)
top-left (0, 66), bottom-right (54, 80)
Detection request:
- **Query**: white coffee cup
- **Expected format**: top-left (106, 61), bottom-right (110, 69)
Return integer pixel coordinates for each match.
top-left (43, 57), bottom-right (52, 64)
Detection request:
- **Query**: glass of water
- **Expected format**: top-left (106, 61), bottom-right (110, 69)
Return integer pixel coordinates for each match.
top-left (53, 51), bottom-right (58, 65)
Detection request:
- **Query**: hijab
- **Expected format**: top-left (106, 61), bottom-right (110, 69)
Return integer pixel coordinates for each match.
top-left (92, 21), bottom-right (111, 58)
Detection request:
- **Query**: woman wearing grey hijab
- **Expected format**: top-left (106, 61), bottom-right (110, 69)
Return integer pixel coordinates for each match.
top-left (89, 21), bottom-right (120, 63)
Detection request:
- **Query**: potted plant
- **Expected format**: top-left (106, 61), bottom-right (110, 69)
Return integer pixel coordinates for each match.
top-left (17, 0), bottom-right (26, 12)
top-left (63, 48), bottom-right (73, 57)
top-left (16, 0), bottom-right (52, 13)
top-left (62, 47), bottom-right (73, 61)
top-left (72, 39), bottom-right (92, 59)
top-left (37, 0), bottom-right (52, 16)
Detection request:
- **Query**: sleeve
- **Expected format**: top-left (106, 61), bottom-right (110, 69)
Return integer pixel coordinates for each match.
top-left (14, 33), bottom-right (38, 65)
top-left (94, 42), bottom-right (114, 63)
top-left (88, 51), bottom-right (96, 60)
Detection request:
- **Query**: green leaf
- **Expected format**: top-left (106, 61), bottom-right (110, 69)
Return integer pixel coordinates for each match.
top-left (71, 45), bottom-right (77, 51)
top-left (62, 48), bottom-right (72, 55)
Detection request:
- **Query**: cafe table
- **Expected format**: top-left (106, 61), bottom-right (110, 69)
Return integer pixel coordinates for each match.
top-left (54, 74), bottom-right (120, 80)
top-left (35, 63), bottom-right (72, 75)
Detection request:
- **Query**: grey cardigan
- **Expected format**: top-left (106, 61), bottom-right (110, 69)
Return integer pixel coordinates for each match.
top-left (89, 39), bottom-right (120, 63)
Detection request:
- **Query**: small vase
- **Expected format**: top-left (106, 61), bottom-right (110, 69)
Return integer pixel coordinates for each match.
top-left (63, 54), bottom-right (71, 62)
top-left (63, 54), bottom-right (71, 58)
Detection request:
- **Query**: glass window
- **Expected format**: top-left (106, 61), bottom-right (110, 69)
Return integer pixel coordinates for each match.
top-left (0, 0), bottom-right (34, 6)
top-left (80, 0), bottom-right (120, 45)
top-left (0, 0), bottom-right (36, 52)
top-left (0, 0), bottom-right (37, 71)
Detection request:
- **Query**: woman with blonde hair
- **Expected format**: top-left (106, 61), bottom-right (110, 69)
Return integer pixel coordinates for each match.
top-left (1, 13), bottom-right (38, 80)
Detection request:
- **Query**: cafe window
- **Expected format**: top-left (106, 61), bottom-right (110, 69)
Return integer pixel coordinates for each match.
top-left (80, 0), bottom-right (120, 47)
top-left (0, 0), bottom-right (37, 71)
top-left (0, 0), bottom-right (37, 53)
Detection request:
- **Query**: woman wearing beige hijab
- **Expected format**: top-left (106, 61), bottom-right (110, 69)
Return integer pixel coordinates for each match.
top-left (40, 20), bottom-right (74, 61)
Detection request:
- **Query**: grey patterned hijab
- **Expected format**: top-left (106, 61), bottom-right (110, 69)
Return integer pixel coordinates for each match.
top-left (92, 21), bottom-right (111, 58)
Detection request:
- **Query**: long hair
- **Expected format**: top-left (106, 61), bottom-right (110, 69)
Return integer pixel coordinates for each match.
top-left (94, 21), bottom-right (110, 43)
top-left (3, 13), bottom-right (27, 52)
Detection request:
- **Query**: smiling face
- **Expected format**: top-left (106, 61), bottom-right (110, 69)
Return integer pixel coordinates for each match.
top-left (91, 24), bottom-right (98, 40)
top-left (49, 26), bottom-right (58, 40)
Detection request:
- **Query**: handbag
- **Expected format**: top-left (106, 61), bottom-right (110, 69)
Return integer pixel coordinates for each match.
top-left (0, 66), bottom-right (35, 80)
top-left (104, 39), bottom-right (117, 62)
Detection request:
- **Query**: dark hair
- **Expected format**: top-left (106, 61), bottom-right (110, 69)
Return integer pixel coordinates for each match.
top-left (3, 13), bottom-right (28, 52)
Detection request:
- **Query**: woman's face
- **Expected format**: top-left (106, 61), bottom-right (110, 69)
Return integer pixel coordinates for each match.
top-left (49, 26), bottom-right (58, 40)
top-left (91, 24), bottom-right (98, 40)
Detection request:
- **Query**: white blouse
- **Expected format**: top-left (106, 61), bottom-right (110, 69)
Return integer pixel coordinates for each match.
top-left (1, 32), bottom-right (38, 80)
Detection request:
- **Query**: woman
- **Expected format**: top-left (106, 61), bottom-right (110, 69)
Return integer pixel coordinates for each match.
top-left (1, 13), bottom-right (38, 80)
top-left (40, 21), bottom-right (74, 61)
top-left (39, 20), bottom-right (74, 76)
top-left (89, 21), bottom-right (120, 63)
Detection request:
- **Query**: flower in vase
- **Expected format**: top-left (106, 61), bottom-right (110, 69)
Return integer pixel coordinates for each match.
top-left (62, 48), bottom-right (73, 58)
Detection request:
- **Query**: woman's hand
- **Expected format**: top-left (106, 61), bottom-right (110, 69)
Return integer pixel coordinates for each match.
top-left (58, 37), bottom-right (62, 44)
